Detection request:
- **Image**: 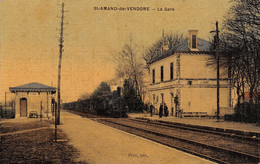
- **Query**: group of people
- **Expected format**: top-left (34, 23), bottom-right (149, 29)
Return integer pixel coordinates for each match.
top-left (159, 102), bottom-right (169, 118)
top-left (147, 95), bottom-right (181, 118)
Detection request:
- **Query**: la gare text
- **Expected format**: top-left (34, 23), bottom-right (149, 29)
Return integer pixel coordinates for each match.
top-left (94, 7), bottom-right (174, 12)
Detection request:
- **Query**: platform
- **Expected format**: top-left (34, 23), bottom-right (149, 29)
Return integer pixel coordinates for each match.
top-left (59, 111), bottom-right (215, 164)
top-left (128, 113), bottom-right (260, 134)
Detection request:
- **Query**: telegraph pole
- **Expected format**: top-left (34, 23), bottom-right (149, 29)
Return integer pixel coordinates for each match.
top-left (216, 21), bottom-right (220, 121)
top-left (57, 2), bottom-right (66, 125)
top-left (210, 21), bottom-right (220, 121)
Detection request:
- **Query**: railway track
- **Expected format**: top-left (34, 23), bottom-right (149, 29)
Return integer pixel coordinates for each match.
top-left (131, 117), bottom-right (260, 142)
top-left (97, 118), bottom-right (260, 164)
top-left (65, 110), bottom-right (260, 163)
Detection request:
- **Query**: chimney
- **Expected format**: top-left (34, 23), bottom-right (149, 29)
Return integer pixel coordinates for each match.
top-left (161, 45), bottom-right (169, 54)
top-left (161, 29), bottom-right (169, 54)
top-left (188, 30), bottom-right (198, 51)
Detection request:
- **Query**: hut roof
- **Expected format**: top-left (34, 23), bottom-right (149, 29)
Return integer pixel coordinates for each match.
top-left (9, 82), bottom-right (56, 93)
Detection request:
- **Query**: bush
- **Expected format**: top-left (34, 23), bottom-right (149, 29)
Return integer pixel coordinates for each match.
top-left (231, 102), bottom-right (260, 123)
top-left (0, 109), bottom-right (15, 119)
top-left (224, 114), bottom-right (234, 121)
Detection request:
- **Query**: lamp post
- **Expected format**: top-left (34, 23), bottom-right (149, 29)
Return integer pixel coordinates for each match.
top-left (210, 21), bottom-right (220, 121)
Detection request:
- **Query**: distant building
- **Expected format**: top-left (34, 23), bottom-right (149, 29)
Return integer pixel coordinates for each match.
top-left (149, 30), bottom-right (231, 116)
top-left (9, 82), bottom-right (56, 118)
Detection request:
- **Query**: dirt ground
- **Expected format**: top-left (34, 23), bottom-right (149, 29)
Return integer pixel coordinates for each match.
top-left (60, 111), bottom-right (214, 164)
top-left (0, 120), bottom-right (50, 133)
top-left (0, 120), bottom-right (86, 163)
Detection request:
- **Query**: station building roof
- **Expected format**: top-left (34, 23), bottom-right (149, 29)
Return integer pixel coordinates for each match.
top-left (150, 38), bottom-right (212, 64)
top-left (9, 82), bottom-right (56, 93)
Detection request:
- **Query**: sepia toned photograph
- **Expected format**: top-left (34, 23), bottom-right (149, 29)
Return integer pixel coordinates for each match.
top-left (0, 0), bottom-right (259, 163)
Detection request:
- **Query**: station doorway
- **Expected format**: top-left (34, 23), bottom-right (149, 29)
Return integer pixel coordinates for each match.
top-left (20, 98), bottom-right (27, 117)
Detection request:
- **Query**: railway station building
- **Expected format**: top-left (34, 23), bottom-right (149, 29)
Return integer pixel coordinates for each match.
top-left (9, 82), bottom-right (56, 118)
top-left (149, 30), bottom-right (232, 117)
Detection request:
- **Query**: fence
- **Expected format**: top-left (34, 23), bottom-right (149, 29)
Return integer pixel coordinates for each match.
top-left (0, 105), bottom-right (15, 118)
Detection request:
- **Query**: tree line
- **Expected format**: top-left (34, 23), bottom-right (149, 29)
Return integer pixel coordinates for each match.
top-left (213, 0), bottom-right (259, 123)
top-left (219, 0), bottom-right (259, 106)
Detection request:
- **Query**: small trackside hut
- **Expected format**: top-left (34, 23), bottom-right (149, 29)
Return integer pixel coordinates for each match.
top-left (9, 82), bottom-right (56, 118)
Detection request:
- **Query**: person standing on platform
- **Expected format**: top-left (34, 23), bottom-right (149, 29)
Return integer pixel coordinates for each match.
top-left (164, 102), bottom-right (169, 117)
top-left (159, 103), bottom-right (163, 118)
top-left (174, 95), bottom-right (179, 117)
top-left (150, 104), bottom-right (154, 117)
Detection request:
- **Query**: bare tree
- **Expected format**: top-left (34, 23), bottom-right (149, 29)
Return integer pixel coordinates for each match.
top-left (114, 36), bottom-right (145, 100)
top-left (218, 0), bottom-right (260, 105)
top-left (143, 33), bottom-right (184, 69)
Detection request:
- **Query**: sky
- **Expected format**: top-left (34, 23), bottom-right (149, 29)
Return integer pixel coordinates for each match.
top-left (0, 0), bottom-right (231, 103)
